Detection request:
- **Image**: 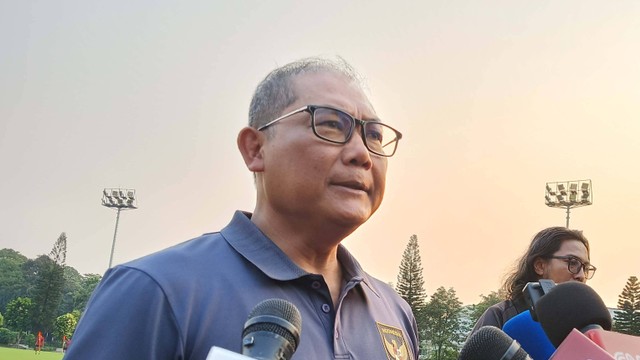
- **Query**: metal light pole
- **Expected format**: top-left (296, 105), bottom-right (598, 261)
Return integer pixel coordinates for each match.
top-left (102, 188), bottom-right (138, 268)
top-left (544, 180), bottom-right (592, 228)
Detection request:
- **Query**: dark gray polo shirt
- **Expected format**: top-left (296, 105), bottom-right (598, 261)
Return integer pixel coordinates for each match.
top-left (65, 211), bottom-right (418, 360)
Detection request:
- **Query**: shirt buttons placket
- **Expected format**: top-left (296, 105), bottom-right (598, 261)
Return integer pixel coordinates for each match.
top-left (321, 303), bottom-right (331, 313)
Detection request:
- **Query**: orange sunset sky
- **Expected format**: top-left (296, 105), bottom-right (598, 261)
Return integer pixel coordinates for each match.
top-left (1, 1), bottom-right (639, 307)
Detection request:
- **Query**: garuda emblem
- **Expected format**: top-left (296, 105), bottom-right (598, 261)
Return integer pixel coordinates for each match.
top-left (376, 322), bottom-right (413, 360)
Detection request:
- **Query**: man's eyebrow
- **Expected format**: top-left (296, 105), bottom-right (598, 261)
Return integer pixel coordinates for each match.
top-left (362, 116), bottom-right (382, 122)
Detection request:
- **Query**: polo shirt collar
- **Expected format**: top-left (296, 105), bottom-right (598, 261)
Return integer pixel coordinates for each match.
top-left (220, 211), bottom-right (306, 281)
top-left (220, 211), bottom-right (378, 296)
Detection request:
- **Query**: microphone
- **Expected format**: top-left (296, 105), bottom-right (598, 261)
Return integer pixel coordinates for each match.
top-left (241, 298), bottom-right (302, 360)
top-left (503, 310), bottom-right (555, 360)
top-left (459, 326), bottom-right (532, 360)
top-left (548, 329), bottom-right (614, 360)
top-left (533, 281), bottom-right (612, 348)
top-left (534, 282), bottom-right (640, 358)
top-left (207, 347), bottom-right (254, 360)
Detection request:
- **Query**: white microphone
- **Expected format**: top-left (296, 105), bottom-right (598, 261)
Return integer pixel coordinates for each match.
top-left (207, 346), bottom-right (254, 360)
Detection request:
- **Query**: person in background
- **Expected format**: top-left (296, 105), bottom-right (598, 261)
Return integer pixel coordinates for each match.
top-left (62, 335), bottom-right (70, 353)
top-left (470, 226), bottom-right (596, 334)
top-left (64, 56), bottom-right (418, 360)
top-left (35, 330), bottom-right (44, 354)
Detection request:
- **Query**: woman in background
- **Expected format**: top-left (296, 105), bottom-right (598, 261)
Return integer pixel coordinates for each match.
top-left (469, 226), bottom-right (596, 334)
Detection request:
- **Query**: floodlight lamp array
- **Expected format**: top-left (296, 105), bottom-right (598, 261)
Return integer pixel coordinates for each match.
top-left (102, 188), bottom-right (137, 209)
top-left (544, 180), bottom-right (592, 208)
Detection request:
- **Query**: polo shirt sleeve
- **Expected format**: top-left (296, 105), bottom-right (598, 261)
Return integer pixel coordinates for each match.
top-left (64, 266), bottom-right (183, 360)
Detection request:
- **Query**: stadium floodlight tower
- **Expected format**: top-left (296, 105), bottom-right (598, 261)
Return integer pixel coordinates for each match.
top-left (544, 179), bottom-right (592, 228)
top-left (101, 188), bottom-right (138, 268)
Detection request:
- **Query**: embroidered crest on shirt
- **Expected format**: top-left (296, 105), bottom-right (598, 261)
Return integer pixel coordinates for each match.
top-left (376, 322), bottom-right (413, 360)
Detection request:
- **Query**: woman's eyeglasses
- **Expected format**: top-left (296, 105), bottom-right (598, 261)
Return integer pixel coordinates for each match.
top-left (547, 255), bottom-right (596, 279)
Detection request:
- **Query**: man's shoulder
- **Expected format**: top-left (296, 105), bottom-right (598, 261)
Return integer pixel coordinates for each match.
top-left (119, 231), bottom-right (234, 281)
top-left (123, 211), bottom-right (254, 271)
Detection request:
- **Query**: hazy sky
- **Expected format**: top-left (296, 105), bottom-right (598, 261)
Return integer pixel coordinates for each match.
top-left (2, 1), bottom-right (639, 307)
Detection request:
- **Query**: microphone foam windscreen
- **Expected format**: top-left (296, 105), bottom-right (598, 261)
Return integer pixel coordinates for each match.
top-left (503, 310), bottom-right (556, 359)
top-left (243, 298), bottom-right (302, 348)
top-left (460, 326), bottom-right (529, 360)
top-left (535, 281), bottom-right (612, 347)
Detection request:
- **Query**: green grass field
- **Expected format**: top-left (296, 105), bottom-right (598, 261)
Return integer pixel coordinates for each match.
top-left (0, 347), bottom-right (64, 360)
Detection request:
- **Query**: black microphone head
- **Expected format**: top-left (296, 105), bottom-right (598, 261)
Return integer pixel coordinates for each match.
top-left (242, 298), bottom-right (302, 360)
top-left (459, 326), bottom-right (531, 360)
top-left (534, 281), bottom-right (612, 347)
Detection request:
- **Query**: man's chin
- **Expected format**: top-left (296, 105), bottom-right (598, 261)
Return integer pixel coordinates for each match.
top-left (330, 209), bottom-right (373, 229)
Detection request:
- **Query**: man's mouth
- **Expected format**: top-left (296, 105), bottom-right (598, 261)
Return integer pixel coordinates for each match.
top-left (334, 180), bottom-right (369, 193)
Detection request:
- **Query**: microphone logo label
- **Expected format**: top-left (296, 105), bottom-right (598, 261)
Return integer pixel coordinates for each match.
top-left (376, 322), bottom-right (414, 360)
top-left (613, 352), bottom-right (640, 360)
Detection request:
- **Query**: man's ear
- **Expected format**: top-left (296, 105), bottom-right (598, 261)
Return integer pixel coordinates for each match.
top-left (237, 126), bottom-right (265, 172)
top-left (533, 257), bottom-right (546, 276)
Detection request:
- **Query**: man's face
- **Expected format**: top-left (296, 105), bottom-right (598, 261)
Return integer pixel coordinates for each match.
top-left (259, 71), bottom-right (388, 229)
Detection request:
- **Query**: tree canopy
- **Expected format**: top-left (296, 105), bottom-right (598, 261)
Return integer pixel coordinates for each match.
top-left (396, 235), bottom-right (427, 318)
top-left (613, 275), bottom-right (640, 335)
top-left (0, 242), bottom-right (102, 345)
top-left (423, 287), bottom-right (464, 360)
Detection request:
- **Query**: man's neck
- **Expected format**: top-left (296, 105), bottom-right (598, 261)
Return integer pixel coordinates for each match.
top-left (251, 210), bottom-right (348, 306)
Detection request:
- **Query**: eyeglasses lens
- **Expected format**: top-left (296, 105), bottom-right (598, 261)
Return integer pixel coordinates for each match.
top-left (312, 107), bottom-right (352, 143)
top-left (568, 258), bottom-right (582, 274)
top-left (567, 258), bottom-right (595, 279)
top-left (363, 122), bottom-right (399, 156)
top-left (312, 107), bottom-right (399, 156)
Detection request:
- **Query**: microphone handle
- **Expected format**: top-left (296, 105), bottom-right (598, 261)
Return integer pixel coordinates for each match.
top-left (501, 340), bottom-right (532, 360)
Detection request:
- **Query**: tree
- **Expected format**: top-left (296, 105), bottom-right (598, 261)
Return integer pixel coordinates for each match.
top-left (468, 290), bottom-right (505, 327)
top-left (0, 328), bottom-right (17, 345)
top-left (0, 244), bottom-right (100, 336)
top-left (0, 248), bottom-right (28, 312)
top-left (57, 266), bottom-right (83, 315)
top-left (1, 246), bottom-right (101, 320)
top-left (22, 255), bottom-right (53, 298)
top-left (457, 305), bottom-right (476, 342)
top-left (423, 287), bottom-right (464, 360)
top-left (4, 297), bottom-right (33, 344)
top-left (31, 233), bottom-right (67, 334)
top-left (396, 235), bottom-right (427, 327)
top-left (54, 312), bottom-right (78, 341)
top-left (73, 273), bottom-right (101, 312)
top-left (613, 275), bottom-right (640, 335)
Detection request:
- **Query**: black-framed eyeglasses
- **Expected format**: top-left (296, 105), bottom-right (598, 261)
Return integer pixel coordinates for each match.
top-left (547, 255), bottom-right (597, 279)
top-left (257, 105), bottom-right (403, 157)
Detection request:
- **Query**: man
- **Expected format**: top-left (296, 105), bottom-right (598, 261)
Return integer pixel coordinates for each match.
top-left (65, 57), bottom-right (418, 360)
